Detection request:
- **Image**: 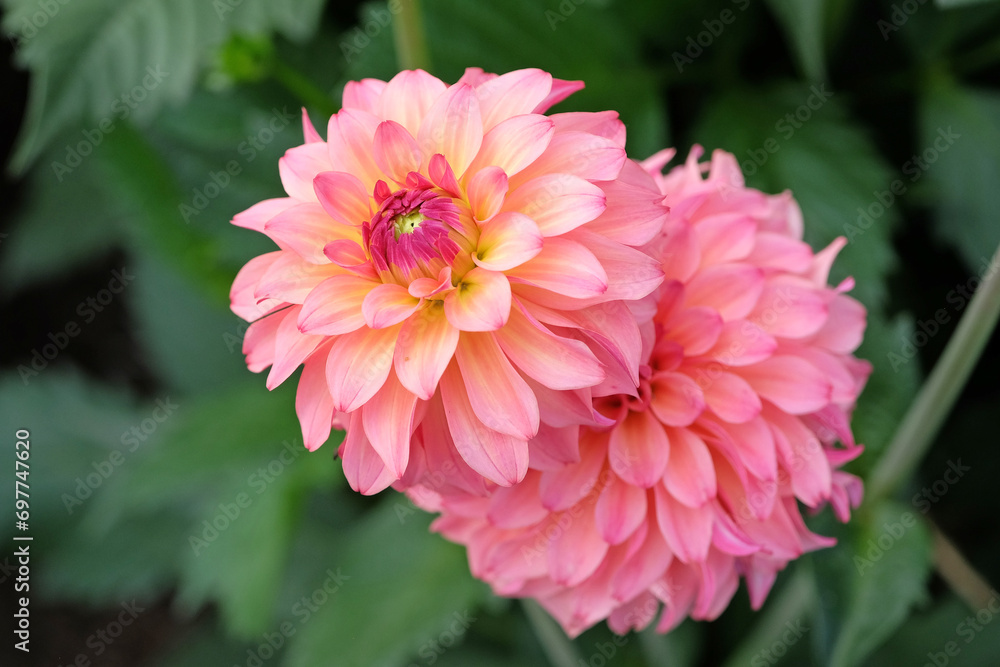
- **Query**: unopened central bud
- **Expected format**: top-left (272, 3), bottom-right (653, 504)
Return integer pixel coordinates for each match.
top-left (393, 211), bottom-right (425, 240)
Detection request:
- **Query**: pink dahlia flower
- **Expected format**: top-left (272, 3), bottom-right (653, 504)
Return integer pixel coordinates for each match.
top-left (402, 146), bottom-right (872, 637)
top-left (229, 68), bottom-right (667, 494)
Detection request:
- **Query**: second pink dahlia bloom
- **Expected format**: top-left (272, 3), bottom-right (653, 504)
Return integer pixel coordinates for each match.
top-left (230, 68), bottom-right (667, 494)
top-left (403, 146), bottom-right (872, 637)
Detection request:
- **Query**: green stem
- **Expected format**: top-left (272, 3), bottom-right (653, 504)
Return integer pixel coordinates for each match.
top-left (868, 242), bottom-right (1000, 501)
top-left (393, 0), bottom-right (431, 71)
top-left (271, 60), bottom-right (339, 118)
top-left (522, 600), bottom-right (581, 667)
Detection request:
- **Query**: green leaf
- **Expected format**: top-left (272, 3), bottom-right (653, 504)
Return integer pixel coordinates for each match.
top-left (0, 135), bottom-right (125, 292)
top-left (812, 501), bottom-right (933, 667)
top-left (0, 370), bottom-right (141, 543)
top-left (763, 0), bottom-right (827, 81)
top-left (1, 0), bottom-right (326, 173)
top-left (867, 593), bottom-right (1000, 665)
top-left (921, 81), bottom-right (1000, 274)
top-left (124, 253), bottom-right (254, 396)
top-left (284, 501), bottom-right (491, 667)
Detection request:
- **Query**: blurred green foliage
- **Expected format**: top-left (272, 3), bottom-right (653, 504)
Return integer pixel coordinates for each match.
top-left (2, 0), bottom-right (1000, 665)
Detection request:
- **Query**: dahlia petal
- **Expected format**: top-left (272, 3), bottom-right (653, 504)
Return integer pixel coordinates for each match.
top-left (649, 371), bottom-right (705, 426)
top-left (231, 252), bottom-right (286, 321)
top-left (324, 323), bottom-right (400, 412)
top-left (279, 142), bottom-right (332, 202)
top-left (507, 237), bottom-right (607, 298)
top-left (720, 416), bottom-right (777, 482)
top-left (745, 231), bottom-right (814, 272)
top-left (494, 303), bottom-right (605, 390)
top-left (705, 320), bottom-right (777, 366)
top-left (301, 108), bottom-right (323, 143)
top-left (444, 267), bottom-right (512, 331)
top-left (408, 266), bottom-right (454, 299)
top-left (341, 411), bottom-right (396, 495)
top-left (466, 166), bottom-right (509, 222)
top-left (439, 362), bottom-right (529, 486)
top-left (742, 356), bottom-right (831, 414)
top-left (694, 213), bottom-right (757, 266)
top-left (568, 229), bottom-right (664, 302)
top-left (296, 342), bottom-right (335, 451)
top-left (767, 408), bottom-right (832, 506)
top-left (663, 428), bottom-right (717, 508)
top-left (684, 264), bottom-right (765, 321)
top-left (538, 433), bottom-right (606, 511)
top-left (362, 370), bottom-right (417, 477)
top-left (232, 197), bottom-right (297, 233)
top-left (475, 68), bottom-right (554, 131)
top-left (609, 410), bottom-right (669, 489)
top-left (751, 283), bottom-right (828, 338)
top-left (417, 82), bottom-right (483, 178)
top-left (474, 212), bottom-right (543, 272)
top-left (313, 171), bottom-right (372, 226)
top-left (702, 371), bottom-right (762, 423)
top-left (256, 252), bottom-right (339, 304)
top-left (265, 202), bottom-right (359, 264)
top-left (596, 474), bottom-right (648, 544)
top-left (362, 283), bottom-right (421, 329)
top-left (503, 173), bottom-right (606, 236)
top-left (654, 484), bottom-right (713, 563)
top-left (298, 274), bottom-right (377, 336)
top-left (513, 131), bottom-right (626, 185)
top-left (711, 504), bottom-right (760, 556)
top-left (810, 294), bottom-right (867, 354)
top-left (467, 114), bottom-right (555, 178)
top-left (427, 153), bottom-right (463, 197)
top-left (663, 306), bottom-right (723, 355)
top-left (371, 121), bottom-right (424, 184)
top-left (267, 305), bottom-right (324, 389)
top-left (550, 110), bottom-right (626, 146)
top-left (455, 332), bottom-right (539, 440)
top-left (487, 471), bottom-right (548, 529)
top-left (528, 423), bottom-right (582, 470)
top-left (327, 109), bottom-right (383, 190)
top-left (548, 501), bottom-right (609, 586)
top-left (533, 77), bottom-right (585, 113)
top-left (584, 172), bottom-right (668, 245)
top-left (342, 78), bottom-right (387, 113)
top-left (377, 69), bottom-right (447, 136)
top-left (394, 303), bottom-right (459, 400)
top-left (242, 311), bottom-right (283, 372)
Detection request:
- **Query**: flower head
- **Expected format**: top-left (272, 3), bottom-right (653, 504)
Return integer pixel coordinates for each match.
top-left (230, 68), bottom-right (667, 494)
top-left (402, 146), bottom-right (872, 637)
